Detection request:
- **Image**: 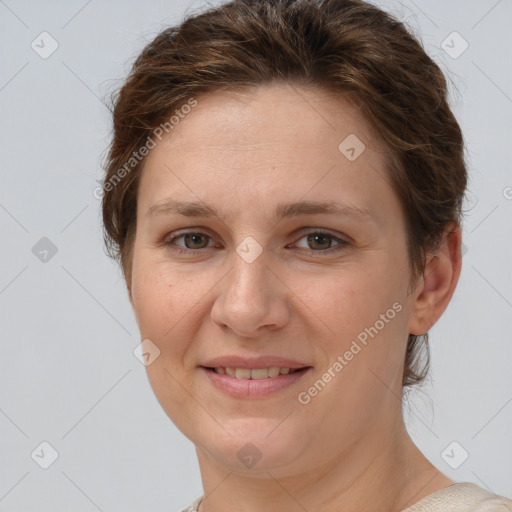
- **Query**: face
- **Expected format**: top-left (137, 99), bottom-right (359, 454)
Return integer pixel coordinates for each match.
top-left (129, 82), bottom-right (420, 477)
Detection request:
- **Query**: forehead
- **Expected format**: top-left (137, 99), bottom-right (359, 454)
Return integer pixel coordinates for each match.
top-left (157, 82), bottom-right (382, 156)
top-left (137, 82), bottom-right (395, 222)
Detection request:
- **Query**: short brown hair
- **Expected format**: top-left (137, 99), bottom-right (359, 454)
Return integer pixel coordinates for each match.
top-left (101, 0), bottom-right (467, 387)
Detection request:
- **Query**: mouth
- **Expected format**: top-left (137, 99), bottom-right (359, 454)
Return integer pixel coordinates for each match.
top-left (200, 365), bottom-right (312, 398)
top-left (203, 366), bottom-right (306, 379)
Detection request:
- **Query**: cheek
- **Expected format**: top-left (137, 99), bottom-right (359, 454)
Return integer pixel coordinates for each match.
top-left (130, 259), bottom-right (195, 354)
top-left (130, 263), bottom-right (200, 418)
top-left (297, 262), bottom-right (403, 334)
top-left (296, 273), bottom-right (408, 417)
top-left (293, 259), bottom-right (409, 380)
top-left (131, 269), bottom-right (172, 335)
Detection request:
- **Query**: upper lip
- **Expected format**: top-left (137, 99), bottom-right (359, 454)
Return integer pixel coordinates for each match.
top-left (201, 356), bottom-right (310, 370)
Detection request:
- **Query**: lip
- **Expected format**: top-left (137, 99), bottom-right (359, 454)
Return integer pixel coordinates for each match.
top-left (200, 366), bottom-right (312, 398)
top-left (201, 355), bottom-right (309, 370)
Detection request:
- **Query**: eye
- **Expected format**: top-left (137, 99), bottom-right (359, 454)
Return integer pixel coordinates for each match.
top-left (292, 230), bottom-right (350, 254)
top-left (165, 231), bottom-right (216, 253)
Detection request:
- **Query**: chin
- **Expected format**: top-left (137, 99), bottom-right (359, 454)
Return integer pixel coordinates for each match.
top-left (196, 422), bottom-right (309, 474)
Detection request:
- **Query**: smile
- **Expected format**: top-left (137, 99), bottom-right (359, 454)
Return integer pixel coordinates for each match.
top-left (201, 366), bottom-right (312, 398)
top-left (211, 367), bottom-right (301, 379)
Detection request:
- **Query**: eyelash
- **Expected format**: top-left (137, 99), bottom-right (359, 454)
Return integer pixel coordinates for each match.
top-left (161, 229), bottom-right (350, 256)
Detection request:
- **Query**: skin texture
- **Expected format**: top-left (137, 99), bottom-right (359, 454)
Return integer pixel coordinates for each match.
top-left (128, 82), bottom-right (462, 512)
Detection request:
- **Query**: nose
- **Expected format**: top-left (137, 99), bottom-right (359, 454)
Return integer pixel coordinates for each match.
top-left (210, 248), bottom-right (291, 338)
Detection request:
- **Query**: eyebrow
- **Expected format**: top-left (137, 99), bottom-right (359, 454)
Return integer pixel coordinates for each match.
top-left (146, 199), bottom-right (375, 223)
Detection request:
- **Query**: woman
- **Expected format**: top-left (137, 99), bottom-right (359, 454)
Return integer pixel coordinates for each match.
top-left (100, 0), bottom-right (512, 510)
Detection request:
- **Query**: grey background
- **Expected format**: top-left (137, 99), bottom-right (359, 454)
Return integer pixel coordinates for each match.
top-left (0, 0), bottom-right (511, 511)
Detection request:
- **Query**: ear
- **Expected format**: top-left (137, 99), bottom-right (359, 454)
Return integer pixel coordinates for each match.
top-left (408, 224), bottom-right (463, 335)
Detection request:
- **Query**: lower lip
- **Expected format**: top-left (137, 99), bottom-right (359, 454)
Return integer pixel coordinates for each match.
top-left (200, 367), bottom-right (312, 398)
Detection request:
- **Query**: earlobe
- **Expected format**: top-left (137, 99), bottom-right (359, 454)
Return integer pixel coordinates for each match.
top-left (408, 225), bottom-right (463, 335)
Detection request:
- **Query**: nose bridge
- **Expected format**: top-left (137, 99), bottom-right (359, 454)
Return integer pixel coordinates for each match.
top-left (211, 236), bottom-right (289, 335)
top-left (228, 236), bottom-right (272, 302)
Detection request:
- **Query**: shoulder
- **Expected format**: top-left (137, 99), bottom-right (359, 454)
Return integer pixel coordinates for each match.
top-left (402, 482), bottom-right (512, 512)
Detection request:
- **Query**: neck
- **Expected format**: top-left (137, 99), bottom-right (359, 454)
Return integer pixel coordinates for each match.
top-left (195, 413), bottom-right (451, 512)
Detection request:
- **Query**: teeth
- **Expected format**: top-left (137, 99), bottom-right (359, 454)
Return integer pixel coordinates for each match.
top-left (250, 368), bottom-right (268, 379)
top-left (235, 368), bottom-right (251, 379)
top-left (268, 367), bottom-right (280, 377)
top-left (213, 366), bottom-right (300, 379)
